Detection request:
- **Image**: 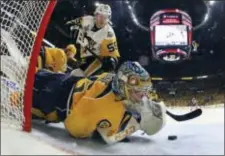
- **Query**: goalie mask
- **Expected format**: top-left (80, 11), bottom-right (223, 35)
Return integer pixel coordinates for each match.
top-left (112, 61), bottom-right (152, 103)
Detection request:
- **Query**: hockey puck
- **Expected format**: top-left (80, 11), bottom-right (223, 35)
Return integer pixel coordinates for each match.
top-left (168, 135), bottom-right (177, 140)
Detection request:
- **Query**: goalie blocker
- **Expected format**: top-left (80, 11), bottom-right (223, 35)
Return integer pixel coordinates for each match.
top-left (31, 61), bottom-right (167, 144)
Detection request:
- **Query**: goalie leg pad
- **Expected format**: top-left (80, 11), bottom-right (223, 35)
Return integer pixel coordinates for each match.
top-left (33, 70), bottom-right (81, 120)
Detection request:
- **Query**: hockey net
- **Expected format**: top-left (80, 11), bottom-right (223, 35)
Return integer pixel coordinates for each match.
top-left (1, 1), bottom-right (57, 131)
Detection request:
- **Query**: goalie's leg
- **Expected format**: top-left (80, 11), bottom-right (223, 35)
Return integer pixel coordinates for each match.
top-left (32, 70), bottom-right (80, 121)
top-left (33, 70), bottom-right (65, 113)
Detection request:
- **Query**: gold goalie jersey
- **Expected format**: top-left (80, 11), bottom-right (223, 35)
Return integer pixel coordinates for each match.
top-left (31, 72), bottom-right (138, 144)
top-left (64, 73), bottom-right (134, 140)
top-left (74, 16), bottom-right (120, 76)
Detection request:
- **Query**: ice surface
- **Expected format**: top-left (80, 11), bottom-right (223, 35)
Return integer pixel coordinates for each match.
top-left (1, 127), bottom-right (72, 155)
top-left (1, 105), bottom-right (224, 155)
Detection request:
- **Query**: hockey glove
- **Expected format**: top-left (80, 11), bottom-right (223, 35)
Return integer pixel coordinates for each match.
top-left (139, 97), bottom-right (167, 135)
top-left (101, 56), bottom-right (118, 72)
top-left (66, 18), bottom-right (83, 40)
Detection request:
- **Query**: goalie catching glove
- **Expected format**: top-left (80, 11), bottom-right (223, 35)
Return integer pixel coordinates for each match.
top-left (138, 97), bottom-right (166, 135)
top-left (110, 61), bottom-right (166, 139)
top-left (101, 56), bottom-right (118, 72)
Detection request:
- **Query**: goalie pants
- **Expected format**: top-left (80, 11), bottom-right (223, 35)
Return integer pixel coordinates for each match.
top-left (32, 70), bottom-right (81, 120)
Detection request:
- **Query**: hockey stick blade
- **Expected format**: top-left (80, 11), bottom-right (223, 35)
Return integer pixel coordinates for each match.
top-left (166, 109), bottom-right (202, 121)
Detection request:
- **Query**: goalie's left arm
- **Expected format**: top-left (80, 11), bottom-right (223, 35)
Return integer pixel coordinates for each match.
top-left (96, 112), bottom-right (141, 144)
top-left (97, 98), bottom-right (167, 144)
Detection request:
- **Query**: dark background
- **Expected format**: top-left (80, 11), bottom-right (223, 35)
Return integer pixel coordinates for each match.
top-left (43, 0), bottom-right (225, 104)
top-left (45, 0), bottom-right (225, 78)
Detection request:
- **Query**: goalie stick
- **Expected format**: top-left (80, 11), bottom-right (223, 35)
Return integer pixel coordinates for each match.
top-left (166, 108), bottom-right (202, 122)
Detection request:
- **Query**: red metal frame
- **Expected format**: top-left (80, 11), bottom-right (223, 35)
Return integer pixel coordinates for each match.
top-left (150, 9), bottom-right (192, 46)
top-left (156, 49), bottom-right (188, 56)
top-left (23, 1), bottom-right (57, 132)
top-left (150, 9), bottom-right (193, 61)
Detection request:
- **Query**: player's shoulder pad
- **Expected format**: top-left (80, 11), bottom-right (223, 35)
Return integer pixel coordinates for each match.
top-left (106, 25), bottom-right (116, 38)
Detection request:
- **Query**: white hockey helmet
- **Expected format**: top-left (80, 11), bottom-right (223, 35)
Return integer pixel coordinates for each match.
top-left (94, 4), bottom-right (112, 21)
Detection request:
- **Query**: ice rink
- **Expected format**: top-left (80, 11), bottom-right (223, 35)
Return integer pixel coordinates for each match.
top-left (1, 105), bottom-right (224, 155)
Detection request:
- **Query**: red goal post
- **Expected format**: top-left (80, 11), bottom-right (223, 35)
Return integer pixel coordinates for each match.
top-left (1, 1), bottom-right (57, 132)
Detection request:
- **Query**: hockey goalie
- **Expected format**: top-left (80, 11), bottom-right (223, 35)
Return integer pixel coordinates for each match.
top-left (31, 61), bottom-right (167, 144)
top-left (66, 3), bottom-right (120, 77)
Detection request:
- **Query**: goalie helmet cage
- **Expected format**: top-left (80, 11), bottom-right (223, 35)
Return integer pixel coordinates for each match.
top-left (1, 1), bottom-right (57, 132)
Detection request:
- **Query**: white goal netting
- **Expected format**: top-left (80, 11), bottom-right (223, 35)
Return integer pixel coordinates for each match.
top-left (1, 1), bottom-right (55, 131)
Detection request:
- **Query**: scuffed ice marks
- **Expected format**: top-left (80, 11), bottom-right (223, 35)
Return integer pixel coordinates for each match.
top-left (30, 106), bottom-right (224, 155)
